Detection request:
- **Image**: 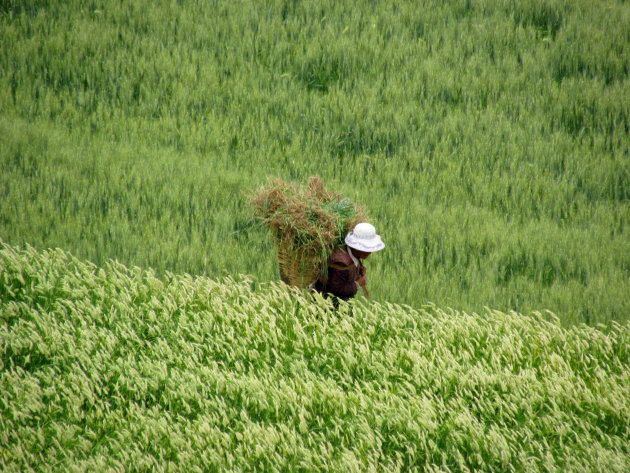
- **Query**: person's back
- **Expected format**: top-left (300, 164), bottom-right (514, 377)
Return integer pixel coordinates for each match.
top-left (313, 246), bottom-right (364, 300)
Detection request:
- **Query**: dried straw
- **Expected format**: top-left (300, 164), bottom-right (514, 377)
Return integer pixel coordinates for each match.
top-left (250, 176), bottom-right (365, 287)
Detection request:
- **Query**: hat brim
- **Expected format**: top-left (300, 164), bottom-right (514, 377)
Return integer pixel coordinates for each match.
top-left (345, 234), bottom-right (385, 253)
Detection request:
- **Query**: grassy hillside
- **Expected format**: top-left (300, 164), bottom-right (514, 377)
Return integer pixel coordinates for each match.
top-left (1, 242), bottom-right (628, 472)
top-left (1, 0), bottom-right (629, 325)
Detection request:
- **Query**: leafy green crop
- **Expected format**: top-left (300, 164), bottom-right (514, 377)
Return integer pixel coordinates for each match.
top-left (1, 242), bottom-right (628, 472)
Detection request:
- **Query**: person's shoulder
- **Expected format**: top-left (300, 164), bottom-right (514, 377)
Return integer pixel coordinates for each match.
top-left (329, 247), bottom-right (353, 267)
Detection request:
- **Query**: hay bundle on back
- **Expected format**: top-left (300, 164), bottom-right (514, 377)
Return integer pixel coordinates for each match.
top-left (250, 176), bottom-right (365, 287)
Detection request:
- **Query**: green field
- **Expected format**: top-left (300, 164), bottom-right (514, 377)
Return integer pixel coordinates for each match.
top-left (1, 1), bottom-right (629, 323)
top-left (1, 243), bottom-right (628, 472)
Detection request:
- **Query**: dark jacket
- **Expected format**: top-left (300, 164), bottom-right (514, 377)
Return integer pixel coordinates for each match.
top-left (313, 247), bottom-right (365, 300)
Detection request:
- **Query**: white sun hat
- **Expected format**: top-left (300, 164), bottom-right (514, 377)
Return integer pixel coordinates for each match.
top-left (344, 222), bottom-right (385, 252)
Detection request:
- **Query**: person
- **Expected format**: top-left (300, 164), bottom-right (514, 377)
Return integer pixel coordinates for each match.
top-left (313, 222), bottom-right (385, 301)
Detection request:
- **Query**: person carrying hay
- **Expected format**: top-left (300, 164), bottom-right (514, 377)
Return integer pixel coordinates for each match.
top-left (250, 176), bottom-right (383, 298)
top-left (313, 222), bottom-right (385, 301)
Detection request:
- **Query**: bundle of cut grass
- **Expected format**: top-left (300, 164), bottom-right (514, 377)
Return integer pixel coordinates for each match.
top-left (250, 176), bottom-right (365, 287)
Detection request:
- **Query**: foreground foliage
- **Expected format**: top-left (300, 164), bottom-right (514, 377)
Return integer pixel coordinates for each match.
top-left (1, 0), bottom-right (629, 325)
top-left (1, 243), bottom-right (628, 472)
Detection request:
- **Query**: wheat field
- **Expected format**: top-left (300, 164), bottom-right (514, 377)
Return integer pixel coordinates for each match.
top-left (1, 0), bottom-right (629, 325)
top-left (1, 242), bottom-right (628, 472)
